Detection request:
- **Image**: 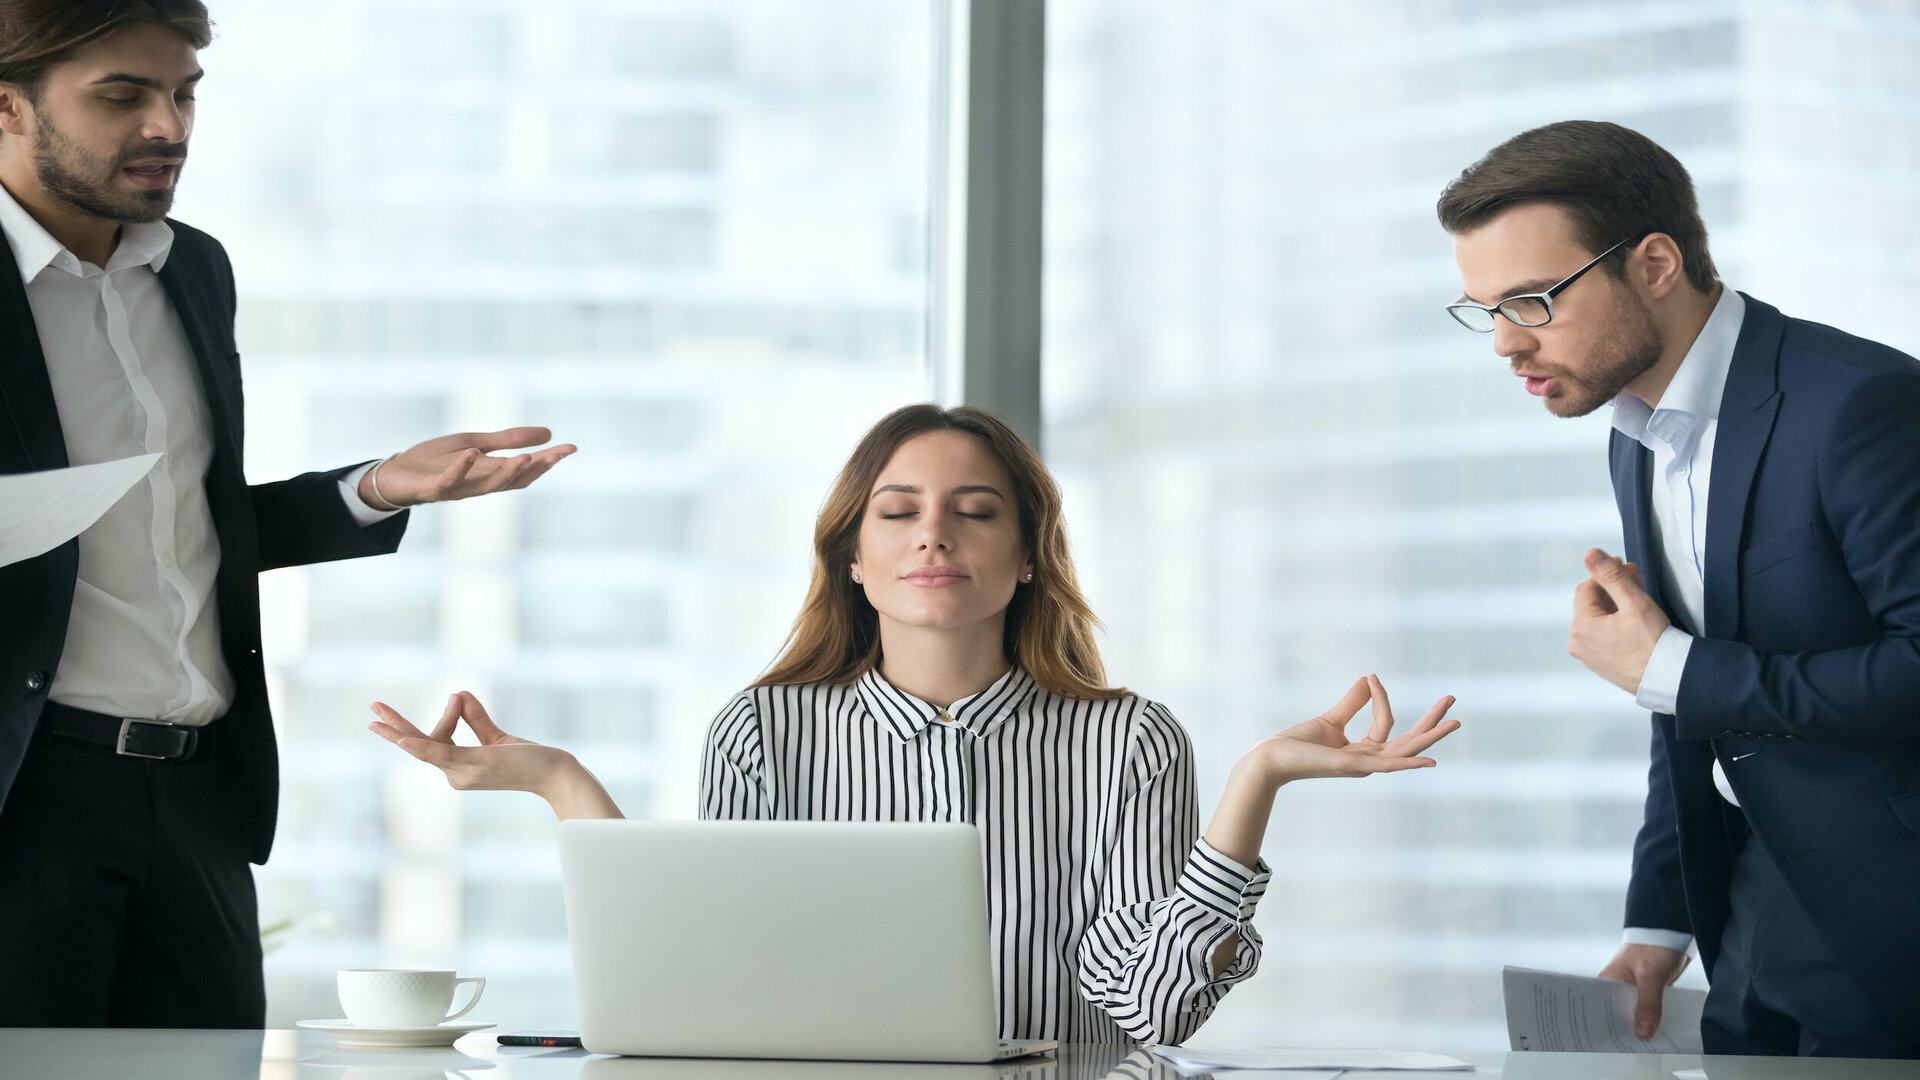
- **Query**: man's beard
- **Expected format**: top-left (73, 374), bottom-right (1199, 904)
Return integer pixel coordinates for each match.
top-left (32, 111), bottom-right (186, 225)
top-left (1539, 293), bottom-right (1665, 418)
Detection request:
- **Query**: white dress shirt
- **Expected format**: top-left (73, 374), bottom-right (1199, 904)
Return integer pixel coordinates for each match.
top-left (0, 184), bottom-right (392, 725)
top-left (701, 666), bottom-right (1271, 1045)
top-left (1608, 285), bottom-right (1745, 954)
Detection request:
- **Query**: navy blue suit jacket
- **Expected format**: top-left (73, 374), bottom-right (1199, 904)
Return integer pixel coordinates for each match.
top-left (1612, 293), bottom-right (1920, 1033)
top-left (0, 218), bottom-right (408, 865)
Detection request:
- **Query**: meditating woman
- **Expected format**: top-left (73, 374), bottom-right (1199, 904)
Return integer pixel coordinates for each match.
top-left (370, 403), bottom-right (1458, 1045)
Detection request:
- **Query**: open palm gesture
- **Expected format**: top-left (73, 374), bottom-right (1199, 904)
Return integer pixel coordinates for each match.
top-left (360, 427), bottom-right (577, 508)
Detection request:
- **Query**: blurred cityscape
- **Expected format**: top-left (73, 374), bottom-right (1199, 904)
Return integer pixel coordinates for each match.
top-left (1045, 0), bottom-right (1920, 1048)
top-left (168, 0), bottom-right (1920, 1046)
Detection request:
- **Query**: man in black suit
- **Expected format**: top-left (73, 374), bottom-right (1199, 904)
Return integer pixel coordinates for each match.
top-left (0, 1), bottom-right (574, 1026)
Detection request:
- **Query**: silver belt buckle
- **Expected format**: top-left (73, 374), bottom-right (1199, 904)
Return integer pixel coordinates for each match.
top-left (116, 717), bottom-right (177, 759)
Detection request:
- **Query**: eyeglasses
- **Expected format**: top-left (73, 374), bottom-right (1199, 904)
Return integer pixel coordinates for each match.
top-left (1446, 236), bottom-right (1635, 333)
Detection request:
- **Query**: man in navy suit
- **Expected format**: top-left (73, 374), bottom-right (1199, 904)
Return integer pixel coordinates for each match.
top-left (1436, 121), bottom-right (1920, 1057)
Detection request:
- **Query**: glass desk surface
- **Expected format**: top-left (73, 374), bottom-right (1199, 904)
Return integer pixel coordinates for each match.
top-left (0, 1029), bottom-right (1913, 1080)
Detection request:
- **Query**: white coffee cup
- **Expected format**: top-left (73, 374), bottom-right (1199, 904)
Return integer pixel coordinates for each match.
top-left (336, 969), bottom-right (485, 1028)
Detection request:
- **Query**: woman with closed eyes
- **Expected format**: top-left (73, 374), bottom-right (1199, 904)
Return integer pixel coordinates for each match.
top-left (370, 403), bottom-right (1459, 1045)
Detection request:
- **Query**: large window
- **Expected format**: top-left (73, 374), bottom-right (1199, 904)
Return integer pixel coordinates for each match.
top-left (174, 0), bottom-right (935, 1027)
top-left (164, 0), bottom-right (1920, 1042)
top-left (1045, 0), bottom-right (1920, 1049)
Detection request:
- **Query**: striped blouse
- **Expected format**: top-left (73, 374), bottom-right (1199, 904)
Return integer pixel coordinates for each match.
top-left (698, 664), bottom-right (1273, 1045)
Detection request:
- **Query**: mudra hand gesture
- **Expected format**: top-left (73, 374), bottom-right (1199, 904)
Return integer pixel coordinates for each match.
top-left (369, 691), bottom-right (621, 819)
top-left (1204, 675), bottom-right (1458, 883)
top-left (358, 426), bottom-right (578, 510)
top-left (1252, 674), bottom-right (1458, 782)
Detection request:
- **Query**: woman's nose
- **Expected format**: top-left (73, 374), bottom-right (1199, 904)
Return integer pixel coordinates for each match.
top-left (915, 509), bottom-right (953, 550)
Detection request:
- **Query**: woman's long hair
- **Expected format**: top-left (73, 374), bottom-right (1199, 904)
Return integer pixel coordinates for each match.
top-left (754, 404), bottom-right (1125, 701)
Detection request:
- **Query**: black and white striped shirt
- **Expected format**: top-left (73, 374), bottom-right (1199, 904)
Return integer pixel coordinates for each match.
top-left (698, 665), bottom-right (1272, 1045)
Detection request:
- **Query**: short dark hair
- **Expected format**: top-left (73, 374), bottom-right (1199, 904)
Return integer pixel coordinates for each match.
top-left (1436, 120), bottom-right (1717, 294)
top-left (0, 0), bottom-right (211, 102)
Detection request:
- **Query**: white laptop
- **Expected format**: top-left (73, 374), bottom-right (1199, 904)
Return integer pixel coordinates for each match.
top-left (558, 819), bottom-right (1059, 1063)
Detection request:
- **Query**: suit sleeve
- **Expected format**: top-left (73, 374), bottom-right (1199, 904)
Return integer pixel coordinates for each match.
top-left (251, 463), bottom-right (408, 572)
top-left (1075, 703), bottom-right (1270, 1045)
top-left (1623, 720), bottom-right (1692, 934)
top-left (1675, 370), bottom-right (1920, 742)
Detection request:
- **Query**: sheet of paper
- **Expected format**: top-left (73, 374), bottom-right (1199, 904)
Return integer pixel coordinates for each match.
top-left (1152, 1060), bottom-right (1345, 1080)
top-left (0, 454), bottom-right (160, 569)
top-left (1502, 965), bottom-right (1705, 1053)
top-left (1151, 1046), bottom-right (1471, 1074)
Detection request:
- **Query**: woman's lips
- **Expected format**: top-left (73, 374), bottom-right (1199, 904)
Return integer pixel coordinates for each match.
top-left (902, 568), bottom-right (970, 587)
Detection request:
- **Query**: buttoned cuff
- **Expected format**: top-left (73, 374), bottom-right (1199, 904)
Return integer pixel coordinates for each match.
top-left (1175, 838), bottom-right (1271, 922)
top-left (339, 462), bottom-right (403, 527)
top-left (1622, 926), bottom-right (1694, 954)
top-left (1632, 626), bottom-right (1693, 714)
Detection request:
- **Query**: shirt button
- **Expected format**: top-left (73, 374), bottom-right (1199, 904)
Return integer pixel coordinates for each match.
top-left (937, 710), bottom-right (953, 724)
top-left (25, 670), bottom-right (47, 692)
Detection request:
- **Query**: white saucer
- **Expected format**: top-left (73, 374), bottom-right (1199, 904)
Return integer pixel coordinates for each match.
top-left (297, 1018), bottom-right (495, 1047)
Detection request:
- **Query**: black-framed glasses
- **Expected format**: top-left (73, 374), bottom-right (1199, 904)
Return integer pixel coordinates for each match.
top-left (1446, 236), bottom-right (1635, 333)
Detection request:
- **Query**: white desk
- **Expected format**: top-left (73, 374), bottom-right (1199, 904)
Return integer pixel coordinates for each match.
top-left (0, 1030), bottom-right (1913, 1080)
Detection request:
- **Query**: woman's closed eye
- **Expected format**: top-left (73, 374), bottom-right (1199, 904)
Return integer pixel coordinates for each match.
top-left (876, 509), bottom-right (996, 521)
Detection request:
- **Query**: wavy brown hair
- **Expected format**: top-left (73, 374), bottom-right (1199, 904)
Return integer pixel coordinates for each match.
top-left (754, 403), bottom-right (1124, 700)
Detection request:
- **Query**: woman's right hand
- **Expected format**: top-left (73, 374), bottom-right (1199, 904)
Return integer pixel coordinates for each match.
top-left (368, 691), bottom-right (623, 819)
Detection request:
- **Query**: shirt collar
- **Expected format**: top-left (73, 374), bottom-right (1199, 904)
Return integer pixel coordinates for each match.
top-left (855, 664), bottom-right (1039, 741)
top-left (1610, 286), bottom-right (1745, 445)
top-left (0, 180), bottom-right (174, 281)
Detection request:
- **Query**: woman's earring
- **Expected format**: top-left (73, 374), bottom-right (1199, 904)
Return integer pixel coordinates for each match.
top-left (851, 571), bottom-right (862, 583)
top-left (1022, 572), bottom-right (1034, 583)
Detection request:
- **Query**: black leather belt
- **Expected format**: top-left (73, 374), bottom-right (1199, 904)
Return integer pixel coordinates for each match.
top-left (37, 701), bottom-right (212, 761)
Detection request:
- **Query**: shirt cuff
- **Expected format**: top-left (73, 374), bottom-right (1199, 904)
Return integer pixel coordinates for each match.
top-left (1632, 626), bottom-right (1693, 714)
top-left (1174, 838), bottom-right (1272, 922)
top-left (1621, 926), bottom-right (1695, 955)
top-left (339, 461), bottom-right (403, 527)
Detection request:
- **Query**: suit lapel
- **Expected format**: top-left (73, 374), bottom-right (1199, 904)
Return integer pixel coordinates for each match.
top-left (1702, 294), bottom-right (1786, 641)
top-left (154, 228), bottom-right (256, 594)
top-left (1610, 429), bottom-right (1672, 620)
top-left (155, 242), bottom-right (241, 460)
top-left (0, 223), bottom-right (67, 470)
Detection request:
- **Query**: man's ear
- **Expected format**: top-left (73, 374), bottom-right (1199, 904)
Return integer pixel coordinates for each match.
top-left (1635, 232), bottom-right (1689, 302)
top-left (0, 83), bottom-right (33, 141)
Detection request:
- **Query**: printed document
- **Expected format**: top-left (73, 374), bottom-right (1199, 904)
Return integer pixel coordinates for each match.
top-left (0, 454), bottom-right (161, 568)
top-left (1503, 965), bottom-right (1705, 1053)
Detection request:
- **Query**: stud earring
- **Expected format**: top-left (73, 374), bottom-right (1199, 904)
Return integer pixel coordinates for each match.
top-left (1022, 572), bottom-right (1034, 583)
top-left (851, 571), bottom-right (862, 583)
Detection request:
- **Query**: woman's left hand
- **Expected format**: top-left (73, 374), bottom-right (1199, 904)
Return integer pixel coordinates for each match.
top-left (1248, 674), bottom-right (1458, 784)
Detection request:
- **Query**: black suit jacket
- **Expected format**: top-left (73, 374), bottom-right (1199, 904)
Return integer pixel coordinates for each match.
top-left (1613, 293), bottom-right (1920, 1033)
top-left (0, 218), bottom-right (407, 865)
